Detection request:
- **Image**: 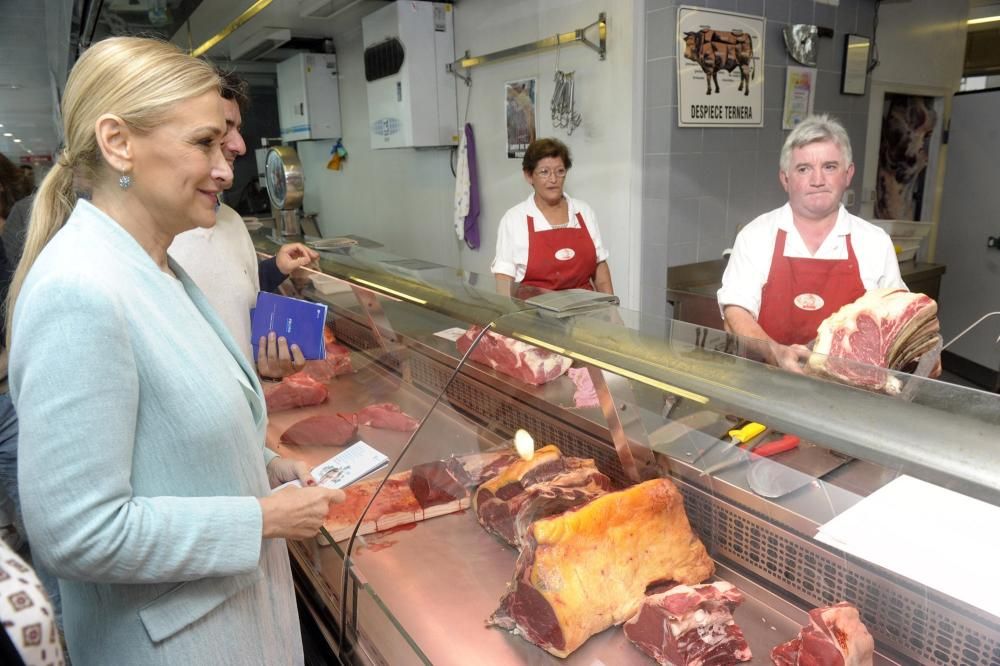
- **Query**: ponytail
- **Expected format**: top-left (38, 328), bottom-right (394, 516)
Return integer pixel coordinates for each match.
top-left (5, 160), bottom-right (76, 347)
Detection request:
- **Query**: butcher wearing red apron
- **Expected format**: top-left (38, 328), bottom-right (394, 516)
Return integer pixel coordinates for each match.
top-left (520, 212), bottom-right (597, 291)
top-left (756, 229), bottom-right (865, 345)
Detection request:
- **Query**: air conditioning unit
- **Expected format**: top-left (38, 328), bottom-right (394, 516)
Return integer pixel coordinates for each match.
top-left (230, 27), bottom-right (291, 61)
top-left (276, 53), bottom-right (342, 141)
top-left (299, 0), bottom-right (362, 20)
top-left (362, 1), bottom-right (458, 149)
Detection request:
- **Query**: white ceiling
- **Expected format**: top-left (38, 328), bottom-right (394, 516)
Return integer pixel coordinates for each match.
top-left (0, 0), bottom-right (63, 161)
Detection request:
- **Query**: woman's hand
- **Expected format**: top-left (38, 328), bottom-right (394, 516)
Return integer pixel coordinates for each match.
top-left (257, 332), bottom-right (306, 379)
top-left (266, 456), bottom-right (313, 489)
top-left (258, 486), bottom-right (345, 540)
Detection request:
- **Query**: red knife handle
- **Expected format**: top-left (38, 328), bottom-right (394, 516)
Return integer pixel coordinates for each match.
top-left (753, 435), bottom-right (800, 457)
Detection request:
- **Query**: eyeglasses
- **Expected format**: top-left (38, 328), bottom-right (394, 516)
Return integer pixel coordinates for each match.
top-left (535, 167), bottom-right (567, 180)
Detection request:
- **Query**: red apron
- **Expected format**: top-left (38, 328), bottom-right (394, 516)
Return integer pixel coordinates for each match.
top-left (757, 229), bottom-right (866, 345)
top-left (520, 211), bottom-right (597, 291)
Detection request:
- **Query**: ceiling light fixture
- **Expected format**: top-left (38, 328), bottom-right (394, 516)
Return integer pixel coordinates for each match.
top-left (2, 132), bottom-right (11, 137)
top-left (12, 139), bottom-right (21, 143)
top-left (190, 0), bottom-right (274, 57)
top-left (968, 15), bottom-right (1000, 26)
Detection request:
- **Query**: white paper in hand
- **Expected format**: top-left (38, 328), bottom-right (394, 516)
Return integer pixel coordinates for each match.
top-left (273, 441), bottom-right (389, 492)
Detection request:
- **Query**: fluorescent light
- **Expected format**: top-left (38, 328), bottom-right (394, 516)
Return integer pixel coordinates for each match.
top-left (191, 0), bottom-right (274, 57)
top-left (0, 123), bottom-right (4, 128)
top-left (12, 139), bottom-right (21, 143)
top-left (2, 132), bottom-right (11, 137)
top-left (968, 15), bottom-right (1000, 25)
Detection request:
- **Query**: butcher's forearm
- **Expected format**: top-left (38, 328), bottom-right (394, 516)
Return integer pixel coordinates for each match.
top-left (593, 262), bottom-right (614, 294)
top-left (495, 274), bottom-right (514, 296)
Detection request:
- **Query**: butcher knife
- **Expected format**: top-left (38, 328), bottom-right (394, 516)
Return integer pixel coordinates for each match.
top-left (702, 434), bottom-right (800, 476)
top-left (746, 442), bottom-right (852, 498)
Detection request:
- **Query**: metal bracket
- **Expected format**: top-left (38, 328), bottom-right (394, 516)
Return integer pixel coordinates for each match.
top-left (350, 285), bottom-right (412, 384)
top-left (446, 12), bottom-right (607, 85)
top-left (588, 366), bottom-right (659, 484)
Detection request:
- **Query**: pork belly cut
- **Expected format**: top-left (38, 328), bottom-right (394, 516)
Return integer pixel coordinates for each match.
top-left (280, 414), bottom-right (357, 447)
top-left (473, 445), bottom-right (610, 549)
top-left (624, 581), bottom-right (751, 666)
top-left (808, 288), bottom-right (939, 393)
top-left (490, 478), bottom-right (714, 658)
top-left (771, 602), bottom-right (874, 666)
top-left (456, 325), bottom-right (572, 386)
top-left (264, 372), bottom-right (329, 412)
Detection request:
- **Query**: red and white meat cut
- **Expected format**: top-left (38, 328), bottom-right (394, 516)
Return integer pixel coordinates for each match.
top-left (623, 581), bottom-right (752, 666)
top-left (280, 414), bottom-right (357, 447)
top-left (264, 372), bottom-right (329, 412)
top-left (456, 326), bottom-right (572, 386)
top-left (808, 288), bottom-right (939, 393)
top-left (771, 602), bottom-right (874, 666)
top-left (301, 342), bottom-right (355, 382)
top-left (355, 403), bottom-right (420, 431)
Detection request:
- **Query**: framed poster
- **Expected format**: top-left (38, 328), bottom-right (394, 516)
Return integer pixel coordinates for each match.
top-left (782, 66), bottom-right (816, 129)
top-left (677, 6), bottom-right (764, 127)
top-left (505, 78), bottom-right (537, 159)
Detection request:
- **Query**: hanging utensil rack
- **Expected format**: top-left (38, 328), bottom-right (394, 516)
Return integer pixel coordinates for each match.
top-left (446, 12), bottom-right (607, 86)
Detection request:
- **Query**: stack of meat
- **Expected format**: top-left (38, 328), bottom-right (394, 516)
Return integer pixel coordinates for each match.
top-left (771, 602), bottom-right (874, 666)
top-left (808, 288), bottom-right (940, 394)
top-left (623, 581), bottom-right (752, 665)
top-left (456, 326), bottom-right (572, 386)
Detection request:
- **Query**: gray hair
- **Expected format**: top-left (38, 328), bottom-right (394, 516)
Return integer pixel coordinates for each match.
top-left (779, 114), bottom-right (852, 173)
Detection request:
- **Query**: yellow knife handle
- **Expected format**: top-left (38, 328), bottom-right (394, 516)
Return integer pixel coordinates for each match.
top-left (727, 421), bottom-right (766, 443)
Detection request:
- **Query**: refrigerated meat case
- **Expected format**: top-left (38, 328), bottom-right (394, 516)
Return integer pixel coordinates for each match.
top-left (255, 233), bottom-right (1000, 666)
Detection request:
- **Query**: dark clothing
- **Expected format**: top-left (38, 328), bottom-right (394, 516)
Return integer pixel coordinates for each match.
top-left (257, 257), bottom-right (285, 293)
top-left (1, 195), bottom-right (31, 273)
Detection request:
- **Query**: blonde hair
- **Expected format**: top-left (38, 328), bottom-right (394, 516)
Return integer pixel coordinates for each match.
top-left (5, 37), bottom-right (220, 345)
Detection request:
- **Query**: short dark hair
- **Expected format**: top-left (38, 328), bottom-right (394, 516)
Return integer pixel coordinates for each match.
top-left (216, 67), bottom-right (250, 114)
top-left (522, 138), bottom-right (573, 174)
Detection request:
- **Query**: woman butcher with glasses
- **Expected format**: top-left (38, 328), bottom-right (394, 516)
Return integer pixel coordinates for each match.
top-left (492, 138), bottom-right (614, 297)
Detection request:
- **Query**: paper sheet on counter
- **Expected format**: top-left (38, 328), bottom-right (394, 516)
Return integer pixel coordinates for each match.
top-left (816, 475), bottom-right (1000, 618)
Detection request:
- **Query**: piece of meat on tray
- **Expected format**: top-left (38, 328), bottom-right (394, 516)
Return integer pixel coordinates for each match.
top-left (624, 581), bottom-right (751, 666)
top-left (473, 444), bottom-right (610, 549)
top-left (280, 414), bottom-right (357, 447)
top-left (264, 372), bottom-right (329, 412)
top-left (489, 478), bottom-right (715, 658)
top-left (301, 342), bottom-right (355, 382)
top-left (355, 402), bottom-right (420, 431)
top-left (771, 602), bottom-right (874, 666)
top-left (456, 325), bottom-right (572, 386)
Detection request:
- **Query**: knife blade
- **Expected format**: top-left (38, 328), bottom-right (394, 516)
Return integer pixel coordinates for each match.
top-left (703, 434), bottom-right (800, 476)
top-left (746, 443), bottom-right (852, 498)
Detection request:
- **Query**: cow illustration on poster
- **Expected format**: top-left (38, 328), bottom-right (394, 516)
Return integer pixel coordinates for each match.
top-left (676, 6), bottom-right (764, 127)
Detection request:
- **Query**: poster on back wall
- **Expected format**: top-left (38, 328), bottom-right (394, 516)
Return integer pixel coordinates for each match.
top-left (677, 6), bottom-right (764, 127)
top-left (505, 78), bottom-right (537, 159)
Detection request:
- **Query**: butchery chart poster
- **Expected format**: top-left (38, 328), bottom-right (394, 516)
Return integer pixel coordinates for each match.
top-left (676, 6), bottom-right (764, 127)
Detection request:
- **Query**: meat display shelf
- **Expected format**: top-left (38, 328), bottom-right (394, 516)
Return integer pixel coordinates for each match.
top-left (251, 235), bottom-right (1000, 665)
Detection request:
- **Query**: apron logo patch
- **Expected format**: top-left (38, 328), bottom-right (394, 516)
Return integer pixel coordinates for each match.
top-left (794, 293), bottom-right (825, 311)
top-left (554, 248), bottom-right (576, 261)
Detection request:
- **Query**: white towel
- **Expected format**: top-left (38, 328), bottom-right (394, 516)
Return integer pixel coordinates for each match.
top-left (453, 129), bottom-right (470, 241)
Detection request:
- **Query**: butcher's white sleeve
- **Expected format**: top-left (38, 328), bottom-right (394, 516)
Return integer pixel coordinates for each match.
top-left (717, 231), bottom-right (766, 321)
top-left (11, 277), bottom-right (263, 584)
top-left (879, 241), bottom-right (907, 290)
top-left (580, 201), bottom-right (610, 263)
top-left (491, 210), bottom-right (518, 277)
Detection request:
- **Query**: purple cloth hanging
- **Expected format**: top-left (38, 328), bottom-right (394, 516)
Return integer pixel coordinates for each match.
top-left (463, 123), bottom-right (481, 250)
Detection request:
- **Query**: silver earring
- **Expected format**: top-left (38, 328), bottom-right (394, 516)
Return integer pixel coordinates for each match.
top-left (119, 171), bottom-right (132, 190)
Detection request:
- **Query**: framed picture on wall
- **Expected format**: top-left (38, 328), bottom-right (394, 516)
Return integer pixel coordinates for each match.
top-left (782, 66), bottom-right (816, 129)
top-left (676, 6), bottom-right (764, 127)
top-left (505, 78), bottom-right (537, 159)
top-left (842, 34), bottom-right (871, 96)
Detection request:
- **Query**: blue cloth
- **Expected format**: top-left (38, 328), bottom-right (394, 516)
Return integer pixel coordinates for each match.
top-left (257, 256), bottom-right (286, 293)
top-left (10, 200), bottom-right (301, 665)
top-left (464, 123), bottom-right (481, 250)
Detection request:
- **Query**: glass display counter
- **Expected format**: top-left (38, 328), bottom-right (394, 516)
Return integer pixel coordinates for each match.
top-left (252, 231), bottom-right (1000, 665)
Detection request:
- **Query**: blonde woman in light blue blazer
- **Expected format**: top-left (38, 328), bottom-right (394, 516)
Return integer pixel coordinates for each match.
top-left (6, 37), bottom-right (343, 666)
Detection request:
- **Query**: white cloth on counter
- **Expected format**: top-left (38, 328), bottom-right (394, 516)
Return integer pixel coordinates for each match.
top-left (454, 128), bottom-right (470, 242)
top-left (717, 203), bottom-right (905, 321)
top-left (170, 203), bottom-right (259, 363)
top-left (491, 192), bottom-right (609, 282)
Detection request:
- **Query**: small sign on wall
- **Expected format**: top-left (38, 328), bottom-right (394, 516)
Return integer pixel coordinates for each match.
top-left (676, 6), bottom-right (764, 127)
top-left (782, 66), bottom-right (816, 129)
top-left (505, 78), bottom-right (537, 159)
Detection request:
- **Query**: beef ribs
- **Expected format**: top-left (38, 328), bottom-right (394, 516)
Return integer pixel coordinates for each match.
top-left (456, 326), bottom-right (572, 386)
top-left (264, 372), bottom-right (329, 412)
top-left (808, 288), bottom-right (939, 393)
top-left (771, 602), bottom-right (874, 666)
top-left (489, 478), bottom-right (715, 658)
top-left (624, 581), bottom-right (752, 666)
top-left (473, 445), bottom-right (610, 549)
top-left (280, 414), bottom-right (357, 447)
top-left (355, 402), bottom-right (420, 431)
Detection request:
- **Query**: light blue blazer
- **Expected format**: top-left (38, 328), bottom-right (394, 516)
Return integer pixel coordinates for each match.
top-left (10, 200), bottom-right (303, 665)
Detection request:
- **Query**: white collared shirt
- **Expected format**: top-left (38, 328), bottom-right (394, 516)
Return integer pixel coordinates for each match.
top-left (491, 192), bottom-right (610, 282)
top-left (717, 203), bottom-right (905, 321)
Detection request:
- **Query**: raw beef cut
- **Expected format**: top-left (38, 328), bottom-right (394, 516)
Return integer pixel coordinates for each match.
top-left (302, 342), bottom-right (355, 382)
top-left (808, 288), bottom-right (939, 393)
top-left (264, 372), bottom-right (329, 412)
top-left (490, 478), bottom-right (715, 658)
top-left (280, 414), bottom-right (357, 447)
top-left (409, 451), bottom-right (521, 510)
top-left (567, 367), bottom-right (600, 408)
top-left (456, 326), bottom-right (572, 386)
top-left (355, 403), bottom-right (420, 431)
top-left (473, 445), bottom-right (610, 549)
top-left (771, 602), bottom-right (874, 666)
top-left (624, 581), bottom-right (752, 666)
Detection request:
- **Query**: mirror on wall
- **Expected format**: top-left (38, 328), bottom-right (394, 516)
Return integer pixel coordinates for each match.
top-left (842, 34), bottom-right (871, 96)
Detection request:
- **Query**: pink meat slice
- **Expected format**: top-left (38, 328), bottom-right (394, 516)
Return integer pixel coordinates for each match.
top-left (567, 367), bottom-right (599, 408)
top-left (356, 403), bottom-right (420, 431)
top-left (280, 414), bottom-right (357, 447)
top-left (456, 326), bottom-right (572, 386)
top-left (264, 372), bottom-right (329, 412)
top-left (771, 602), bottom-right (874, 666)
top-left (301, 342), bottom-right (355, 382)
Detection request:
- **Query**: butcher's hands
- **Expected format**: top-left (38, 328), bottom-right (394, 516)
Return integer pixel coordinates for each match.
top-left (259, 486), bottom-right (345, 540)
top-left (275, 242), bottom-right (319, 275)
top-left (257, 331), bottom-right (306, 379)
top-left (266, 456), bottom-right (314, 489)
top-left (770, 343), bottom-right (811, 374)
